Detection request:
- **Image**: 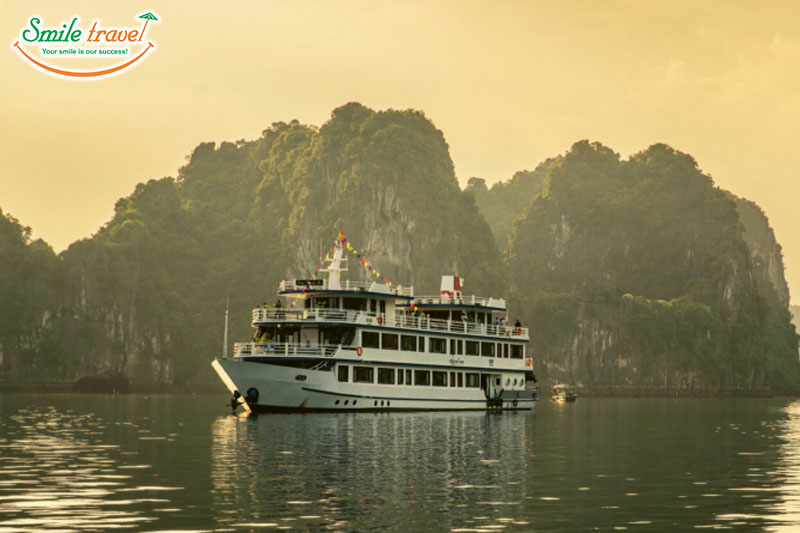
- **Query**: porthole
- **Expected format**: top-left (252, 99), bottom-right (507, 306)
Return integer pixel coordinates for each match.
top-left (374, 400), bottom-right (378, 407)
top-left (381, 400), bottom-right (384, 407)
top-left (295, 375), bottom-right (307, 381)
top-left (335, 400), bottom-right (340, 405)
top-left (353, 400), bottom-right (357, 405)
top-left (344, 400), bottom-right (349, 405)
top-left (387, 401), bottom-right (390, 407)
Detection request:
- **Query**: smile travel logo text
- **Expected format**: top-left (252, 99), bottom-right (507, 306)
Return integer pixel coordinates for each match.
top-left (12, 11), bottom-right (159, 78)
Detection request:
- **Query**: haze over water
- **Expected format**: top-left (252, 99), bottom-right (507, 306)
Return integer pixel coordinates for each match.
top-left (1, 394), bottom-right (800, 531)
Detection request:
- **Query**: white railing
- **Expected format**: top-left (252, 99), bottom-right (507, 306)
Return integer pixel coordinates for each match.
top-left (234, 342), bottom-right (340, 358)
top-left (407, 294), bottom-right (504, 308)
top-left (251, 308), bottom-right (530, 339)
top-left (278, 279), bottom-right (413, 297)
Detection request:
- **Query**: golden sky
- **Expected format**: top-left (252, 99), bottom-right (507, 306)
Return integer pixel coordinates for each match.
top-left (2, 1), bottom-right (800, 303)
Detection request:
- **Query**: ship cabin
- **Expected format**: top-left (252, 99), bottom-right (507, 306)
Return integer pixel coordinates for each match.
top-left (239, 277), bottom-right (414, 360)
top-left (235, 274), bottom-right (530, 365)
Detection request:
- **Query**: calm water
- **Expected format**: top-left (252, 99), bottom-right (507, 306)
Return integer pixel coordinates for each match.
top-left (1, 394), bottom-right (800, 532)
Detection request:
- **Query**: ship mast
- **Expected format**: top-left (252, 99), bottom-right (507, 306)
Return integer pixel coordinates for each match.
top-left (321, 231), bottom-right (348, 290)
top-left (222, 295), bottom-right (229, 359)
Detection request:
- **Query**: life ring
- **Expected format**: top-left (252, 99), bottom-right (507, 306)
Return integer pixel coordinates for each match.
top-left (377, 316), bottom-right (383, 326)
top-left (356, 346), bottom-right (363, 356)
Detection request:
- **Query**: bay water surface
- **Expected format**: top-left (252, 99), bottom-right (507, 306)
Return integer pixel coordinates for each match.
top-left (1, 393), bottom-right (800, 531)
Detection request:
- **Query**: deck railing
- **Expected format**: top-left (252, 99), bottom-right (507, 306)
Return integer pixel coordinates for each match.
top-left (279, 279), bottom-right (414, 297)
top-left (234, 342), bottom-right (340, 358)
top-left (251, 308), bottom-right (530, 339)
top-left (405, 294), bottom-right (503, 308)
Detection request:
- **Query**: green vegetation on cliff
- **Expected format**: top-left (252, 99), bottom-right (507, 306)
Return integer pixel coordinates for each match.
top-left (0, 103), bottom-right (503, 388)
top-left (465, 161), bottom-right (553, 250)
top-left (0, 209), bottom-right (63, 377)
top-left (1, 106), bottom-right (797, 394)
top-left (505, 141), bottom-right (799, 393)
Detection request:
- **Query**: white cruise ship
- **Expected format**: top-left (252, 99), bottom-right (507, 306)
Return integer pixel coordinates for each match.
top-left (212, 233), bottom-right (538, 412)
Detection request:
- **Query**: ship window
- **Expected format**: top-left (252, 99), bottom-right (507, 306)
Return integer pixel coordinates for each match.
top-left (354, 366), bottom-right (374, 383)
top-left (457, 372), bottom-right (464, 388)
top-left (511, 345), bottom-right (523, 359)
top-left (378, 368), bottom-right (395, 384)
top-left (503, 344), bottom-right (509, 358)
top-left (343, 297), bottom-right (367, 311)
top-left (405, 369), bottom-right (413, 385)
top-left (466, 372), bottom-right (480, 388)
top-left (316, 297), bottom-right (339, 309)
top-left (338, 365), bottom-right (349, 382)
top-left (449, 371), bottom-right (456, 387)
top-left (401, 335), bottom-right (417, 351)
top-left (481, 342), bottom-right (495, 357)
top-left (432, 371), bottom-right (447, 387)
top-left (465, 341), bottom-right (479, 356)
top-left (381, 333), bottom-right (399, 350)
top-left (362, 331), bottom-right (380, 349)
top-left (414, 370), bottom-right (431, 386)
top-left (429, 338), bottom-right (447, 354)
top-left (380, 300), bottom-right (386, 315)
top-left (418, 337), bottom-right (426, 351)
top-left (450, 339), bottom-right (464, 355)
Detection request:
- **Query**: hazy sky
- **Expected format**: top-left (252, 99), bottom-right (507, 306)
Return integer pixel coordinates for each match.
top-left (2, 1), bottom-right (799, 303)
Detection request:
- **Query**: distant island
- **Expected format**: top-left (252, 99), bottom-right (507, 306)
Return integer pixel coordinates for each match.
top-left (1, 102), bottom-right (797, 394)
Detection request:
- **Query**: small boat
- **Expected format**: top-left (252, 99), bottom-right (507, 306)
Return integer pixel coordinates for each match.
top-left (552, 383), bottom-right (577, 402)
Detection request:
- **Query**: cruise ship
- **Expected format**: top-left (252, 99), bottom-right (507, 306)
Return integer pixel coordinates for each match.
top-left (212, 233), bottom-right (538, 412)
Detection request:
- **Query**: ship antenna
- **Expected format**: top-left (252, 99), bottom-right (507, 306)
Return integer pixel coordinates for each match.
top-left (223, 295), bottom-right (229, 359)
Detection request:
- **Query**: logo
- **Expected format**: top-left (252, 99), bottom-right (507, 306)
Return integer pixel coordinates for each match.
top-left (12, 11), bottom-right (159, 79)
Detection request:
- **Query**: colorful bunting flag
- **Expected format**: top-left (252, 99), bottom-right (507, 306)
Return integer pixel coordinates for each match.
top-left (304, 230), bottom-right (397, 288)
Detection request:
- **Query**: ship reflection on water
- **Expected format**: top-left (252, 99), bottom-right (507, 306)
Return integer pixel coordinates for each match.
top-left (210, 411), bottom-right (535, 531)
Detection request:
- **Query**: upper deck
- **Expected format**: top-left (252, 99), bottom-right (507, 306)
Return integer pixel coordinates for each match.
top-left (279, 279), bottom-right (414, 298)
top-left (399, 294), bottom-right (507, 311)
top-left (251, 307), bottom-right (530, 341)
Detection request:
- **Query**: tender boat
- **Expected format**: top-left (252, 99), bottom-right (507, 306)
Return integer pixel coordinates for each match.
top-left (552, 383), bottom-right (578, 402)
top-left (212, 232), bottom-right (538, 412)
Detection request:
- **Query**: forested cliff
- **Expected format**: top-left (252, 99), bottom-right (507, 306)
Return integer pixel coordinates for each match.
top-left (492, 141), bottom-right (798, 393)
top-left (1, 104), bottom-right (797, 393)
top-left (0, 103), bottom-right (503, 389)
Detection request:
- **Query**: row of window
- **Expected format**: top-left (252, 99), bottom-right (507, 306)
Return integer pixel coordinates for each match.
top-left (361, 331), bottom-right (523, 358)
top-left (338, 365), bottom-right (482, 388)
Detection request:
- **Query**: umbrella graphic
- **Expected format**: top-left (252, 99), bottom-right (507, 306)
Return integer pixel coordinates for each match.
top-left (138, 12), bottom-right (159, 37)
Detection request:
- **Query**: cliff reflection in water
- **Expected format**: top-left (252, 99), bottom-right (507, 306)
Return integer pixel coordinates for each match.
top-left (763, 400), bottom-right (800, 529)
top-left (210, 411), bottom-right (534, 530)
top-left (4, 395), bottom-right (800, 531)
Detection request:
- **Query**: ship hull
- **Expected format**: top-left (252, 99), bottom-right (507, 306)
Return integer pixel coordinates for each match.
top-left (212, 358), bottom-right (537, 413)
